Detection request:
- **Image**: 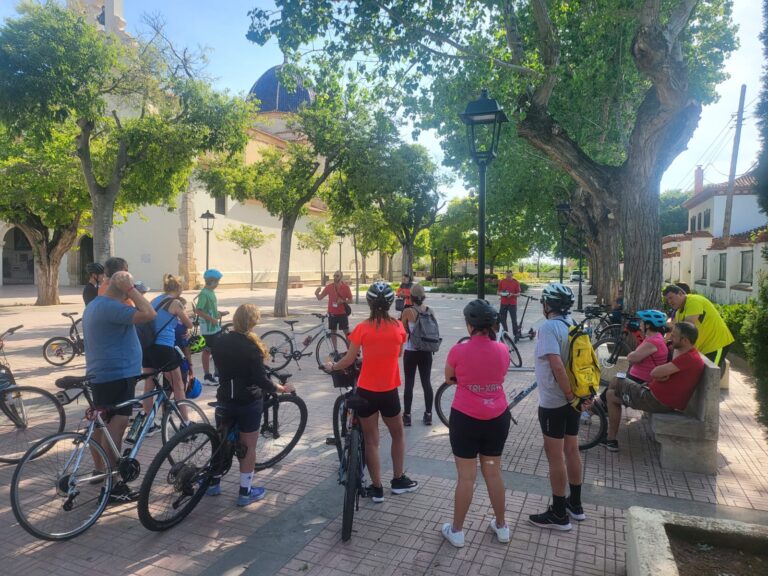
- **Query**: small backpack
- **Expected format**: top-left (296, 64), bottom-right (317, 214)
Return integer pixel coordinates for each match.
top-left (558, 319), bottom-right (601, 399)
top-left (409, 307), bottom-right (442, 353)
top-left (137, 298), bottom-right (175, 350)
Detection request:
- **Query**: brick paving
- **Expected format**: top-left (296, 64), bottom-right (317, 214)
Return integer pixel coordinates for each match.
top-left (0, 284), bottom-right (766, 575)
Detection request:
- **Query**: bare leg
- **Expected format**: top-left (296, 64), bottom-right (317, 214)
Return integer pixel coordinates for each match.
top-left (202, 349), bottom-right (213, 376)
top-left (359, 413), bottom-right (382, 487)
top-left (239, 430), bottom-right (258, 472)
top-left (542, 435), bottom-right (567, 496)
top-left (606, 389), bottom-right (623, 441)
top-left (381, 413), bottom-right (406, 479)
top-left (92, 415), bottom-right (129, 470)
top-left (167, 368), bottom-right (188, 420)
top-left (479, 455), bottom-right (506, 527)
top-left (451, 456), bottom-right (477, 531)
top-left (563, 435), bottom-right (583, 484)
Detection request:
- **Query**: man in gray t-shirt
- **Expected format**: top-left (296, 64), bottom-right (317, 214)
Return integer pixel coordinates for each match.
top-left (528, 283), bottom-right (585, 533)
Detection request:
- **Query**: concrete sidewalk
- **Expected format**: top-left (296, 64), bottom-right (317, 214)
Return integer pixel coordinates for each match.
top-left (1, 284), bottom-right (766, 576)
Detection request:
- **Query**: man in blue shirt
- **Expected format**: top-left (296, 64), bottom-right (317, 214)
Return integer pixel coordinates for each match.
top-left (83, 270), bottom-right (156, 503)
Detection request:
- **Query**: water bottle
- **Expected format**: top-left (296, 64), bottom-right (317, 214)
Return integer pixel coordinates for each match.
top-left (125, 412), bottom-right (145, 444)
top-left (303, 336), bottom-right (313, 347)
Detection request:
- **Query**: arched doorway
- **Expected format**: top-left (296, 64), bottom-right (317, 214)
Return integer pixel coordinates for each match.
top-left (79, 236), bottom-right (94, 284)
top-left (2, 228), bottom-right (34, 285)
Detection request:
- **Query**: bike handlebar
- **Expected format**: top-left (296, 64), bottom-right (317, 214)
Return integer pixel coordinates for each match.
top-left (0, 324), bottom-right (23, 340)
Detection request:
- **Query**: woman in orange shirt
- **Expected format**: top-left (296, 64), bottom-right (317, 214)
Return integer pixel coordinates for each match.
top-left (325, 282), bottom-right (419, 502)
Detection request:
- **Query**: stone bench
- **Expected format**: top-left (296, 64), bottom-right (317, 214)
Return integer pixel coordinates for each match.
top-left (600, 354), bottom-right (720, 475)
top-left (649, 355), bottom-right (720, 474)
top-left (288, 275), bottom-right (303, 289)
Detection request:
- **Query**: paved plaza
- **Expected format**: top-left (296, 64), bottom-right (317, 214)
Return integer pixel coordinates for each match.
top-left (0, 284), bottom-right (767, 575)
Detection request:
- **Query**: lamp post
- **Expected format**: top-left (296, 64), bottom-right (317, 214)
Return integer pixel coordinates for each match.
top-left (577, 229), bottom-right (584, 312)
top-left (556, 203), bottom-right (571, 284)
top-left (200, 210), bottom-right (216, 271)
top-left (443, 246), bottom-right (449, 280)
top-left (461, 89), bottom-right (508, 300)
top-left (431, 249), bottom-right (438, 279)
top-left (337, 233), bottom-right (344, 272)
top-left (450, 249), bottom-right (456, 280)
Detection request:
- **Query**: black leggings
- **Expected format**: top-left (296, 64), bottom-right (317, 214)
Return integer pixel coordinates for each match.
top-left (403, 349), bottom-right (433, 414)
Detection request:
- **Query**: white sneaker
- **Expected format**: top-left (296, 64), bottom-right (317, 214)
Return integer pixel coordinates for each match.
top-left (441, 522), bottom-right (465, 548)
top-left (489, 519), bottom-right (510, 543)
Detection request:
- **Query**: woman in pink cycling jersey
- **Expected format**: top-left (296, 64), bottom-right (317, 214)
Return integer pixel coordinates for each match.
top-left (440, 300), bottom-right (511, 548)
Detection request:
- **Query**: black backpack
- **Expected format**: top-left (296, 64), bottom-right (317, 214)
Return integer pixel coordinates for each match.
top-left (137, 298), bottom-right (175, 350)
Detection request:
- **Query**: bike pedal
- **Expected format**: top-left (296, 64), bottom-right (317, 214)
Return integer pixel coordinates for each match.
top-left (325, 436), bottom-right (339, 446)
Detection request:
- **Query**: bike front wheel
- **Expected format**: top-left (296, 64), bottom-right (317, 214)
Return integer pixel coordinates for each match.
top-left (161, 399), bottom-right (210, 447)
top-left (0, 386), bottom-right (66, 463)
top-left (42, 337), bottom-right (76, 366)
top-left (332, 395), bottom-right (347, 461)
top-left (578, 400), bottom-right (608, 451)
top-left (260, 330), bottom-right (293, 370)
top-left (434, 381), bottom-right (457, 428)
top-left (11, 433), bottom-right (112, 541)
top-left (137, 423), bottom-right (219, 532)
top-left (341, 427), bottom-right (362, 542)
top-left (254, 394), bottom-right (308, 471)
top-left (501, 333), bottom-right (523, 368)
top-left (220, 322), bottom-right (233, 335)
top-left (593, 336), bottom-right (630, 368)
top-left (315, 333), bottom-right (349, 366)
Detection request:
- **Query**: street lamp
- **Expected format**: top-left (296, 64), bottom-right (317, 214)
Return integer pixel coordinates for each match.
top-left (461, 89), bottom-right (508, 300)
top-left (337, 233), bottom-right (344, 272)
top-left (200, 210), bottom-right (216, 271)
top-left (556, 203), bottom-right (571, 284)
top-left (431, 249), bottom-right (438, 279)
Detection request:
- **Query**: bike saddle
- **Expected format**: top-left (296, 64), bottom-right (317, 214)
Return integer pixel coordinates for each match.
top-left (55, 375), bottom-right (89, 390)
top-left (311, 313), bottom-right (326, 319)
top-left (272, 373), bottom-right (291, 384)
top-left (61, 312), bottom-right (79, 318)
top-left (283, 320), bottom-right (300, 326)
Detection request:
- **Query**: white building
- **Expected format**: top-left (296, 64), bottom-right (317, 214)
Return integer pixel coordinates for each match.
top-left (662, 167), bottom-right (767, 304)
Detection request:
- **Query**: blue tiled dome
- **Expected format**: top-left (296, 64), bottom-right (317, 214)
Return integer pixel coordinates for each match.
top-left (248, 65), bottom-right (314, 113)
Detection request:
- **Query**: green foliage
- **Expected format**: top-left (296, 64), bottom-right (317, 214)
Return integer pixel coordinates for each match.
top-left (217, 224), bottom-right (273, 253)
top-left (659, 189), bottom-right (693, 237)
top-left (757, 0), bottom-right (768, 216)
top-left (296, 220), bottom-right (335, 254)
top-left (716, 301), bottom-right (755, 358)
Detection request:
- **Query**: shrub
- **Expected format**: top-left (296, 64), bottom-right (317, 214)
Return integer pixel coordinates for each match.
top-left (717, 301), bottom-right (755, 358)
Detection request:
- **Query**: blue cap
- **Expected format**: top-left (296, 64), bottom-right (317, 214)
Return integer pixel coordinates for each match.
top-left (203, 269), bottom-right (223, 280)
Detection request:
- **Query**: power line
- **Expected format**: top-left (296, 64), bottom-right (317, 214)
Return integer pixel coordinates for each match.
top-left (670, 118), bottom-right (735, 190)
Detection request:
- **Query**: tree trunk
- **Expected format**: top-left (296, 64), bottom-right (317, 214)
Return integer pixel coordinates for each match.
top-left (360, 252), bottom-right (368, 284)
top-left (401, 242), bottom-right (413, 277)
top-left (319, 249), bottom-right (325, 284)
top-left (17, 221), bottom-right (80, 306)
top-left (387, 254), bottom-right (394, 281)
top-left (274, 214), bottom-right (298, 317)
top-left (352, 233), bottom-right (360, 304)
top-left (248, 249), bottom-right (254, 290)
top-left (91, 191), bottom-right (117, 264)
top-left (589, 220), bottom-right (620, 306)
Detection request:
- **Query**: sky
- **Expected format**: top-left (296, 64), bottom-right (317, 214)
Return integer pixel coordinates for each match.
top-left (0, 0), bottom-right (763, 198)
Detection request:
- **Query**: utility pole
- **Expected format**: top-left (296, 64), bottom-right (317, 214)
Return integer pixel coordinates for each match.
top-left (721, 84), bottom-right (747, 243)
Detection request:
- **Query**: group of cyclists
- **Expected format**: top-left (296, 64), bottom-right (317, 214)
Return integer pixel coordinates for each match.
top-left (71, 258), bottom-right (733, 543)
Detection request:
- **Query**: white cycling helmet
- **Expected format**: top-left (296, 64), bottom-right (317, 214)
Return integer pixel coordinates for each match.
top-left (540, 283), bottom-right (575, 312)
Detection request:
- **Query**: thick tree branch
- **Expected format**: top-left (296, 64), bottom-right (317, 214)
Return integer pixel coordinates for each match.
top-left (529, 0), bottom-right (560, 108)
top-left (666, 0), bottom-right (698, 45)
top-left (501, 0), bottom-right (525, 65)
top-left (639, 0), bottom-right (661, 27)
top-left (75, 119), bottom-right (103, 197)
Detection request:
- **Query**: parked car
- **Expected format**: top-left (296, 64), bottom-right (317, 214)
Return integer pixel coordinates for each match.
top-left (570, 271), bottom-right (586, 282)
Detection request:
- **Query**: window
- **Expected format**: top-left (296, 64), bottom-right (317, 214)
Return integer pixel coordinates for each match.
top-left (740, 250), bottom-right (754, 284)
top-left (703, 209), bottom-right (711, 229)
top-left (718, 253), bottom-right (727, 281)
top-left (700, 255), bottom-right (707, 279)
top-left (690, 216), bottom-right (696, 232)
top-left (697, 212), bottom-right (702, 230)
top-left (214, 195), bottom-right (227, 215)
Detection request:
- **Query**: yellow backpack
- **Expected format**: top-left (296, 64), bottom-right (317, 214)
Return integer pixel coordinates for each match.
top-left (559, 319), bottom-right (601, 399)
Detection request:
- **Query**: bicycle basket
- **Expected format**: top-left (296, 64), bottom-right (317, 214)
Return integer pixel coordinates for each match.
top-left (0, 365), bottom-right (15, 390)
top-left (331, 361), bottom-right (361, 389)
top-left (584, 305), bottom-right (603, 318)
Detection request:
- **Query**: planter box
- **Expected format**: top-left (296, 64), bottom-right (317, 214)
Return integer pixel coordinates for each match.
top-left (627, 507), bottom-right (768, 576)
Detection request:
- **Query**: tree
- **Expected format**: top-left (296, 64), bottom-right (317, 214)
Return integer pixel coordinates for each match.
top-left (249, 0), bottom-right (736, 310)
top-left (217, 224), bottom-right (274, 290)
top-left (200, 71), bottom-right (371, 316)
top-left (0, 124), bottom-right (90, 305)
top-left (0, 3), bottom-right (252, 264)
top-left (296, 219), bottom-right (335, 284)
top-left (659, 190), bottom-right (693, 237)
top-left (757, 0), bottom-right (768, 217)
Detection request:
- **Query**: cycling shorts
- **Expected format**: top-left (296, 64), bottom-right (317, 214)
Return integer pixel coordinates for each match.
top-left (449, 408), bottom-right (511, 459)
top-left (356, 387), bottom-right (401, 419)
top-left (538, 404), bottom-right (581, 439)
top-left (91, 378), bottom-right (136, 417)
top-left (215, 399), bottom-right (264, 434)
top-left (328, 315), bottom-right (349, 331)
top-left (142, 344), bottom-right (180, 371)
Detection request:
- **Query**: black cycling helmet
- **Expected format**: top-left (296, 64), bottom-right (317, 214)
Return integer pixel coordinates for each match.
top-left (366, 281), bottom-right (395, 310)
top-left (86, 262), bottom-right (104, 275)
top-left (636, 309), bottom-right (667, 329)
top-left (540, 283), bottom-right (575, 312)
top-left (463, 299), bottom-right (498, 329)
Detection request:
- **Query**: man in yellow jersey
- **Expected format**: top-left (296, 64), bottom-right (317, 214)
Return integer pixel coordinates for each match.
top-left (663, 285), bottom-right (734, 373)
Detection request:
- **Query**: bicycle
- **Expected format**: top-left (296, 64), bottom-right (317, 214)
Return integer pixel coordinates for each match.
top-left (136, 371), bottom-right (307, 531)
top-left (42, 312), bottom-right (86, 366)
top-left (592, 315), bottom-right (644, 369)
top-left (0, 325), bottom-right (66, 464)
top-left (261, 312), bottom-right (349, 370)
top-left (457, 321), bottom-right (522, 368)
top-left (581, 304), bottom-right (622, 342)
top-left (434, 377), bottom-right (607, 451)
top-left (254, 370), bottom-right (308, 470)
top-left (323, 362), bottom-right (366, 541)
top-left (10, 363), bottom-right (208, 541)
